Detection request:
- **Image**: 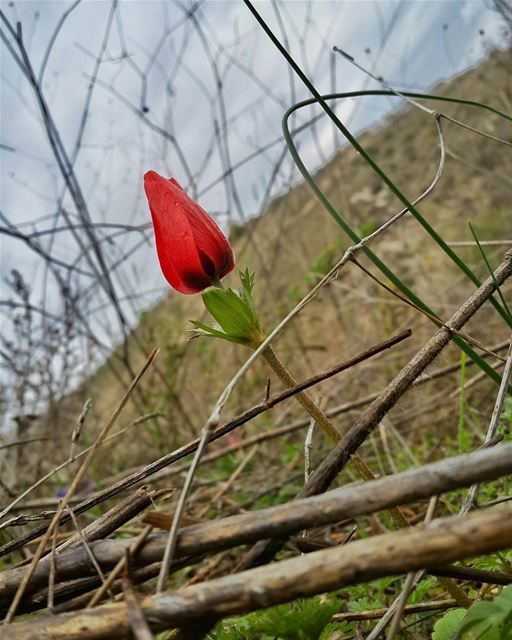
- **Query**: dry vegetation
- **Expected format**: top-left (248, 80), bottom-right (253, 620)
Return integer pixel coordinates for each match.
top-left (0, 32), bottom-right (511, 640)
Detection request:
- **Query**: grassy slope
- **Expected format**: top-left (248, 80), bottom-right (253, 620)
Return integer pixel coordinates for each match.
top-left (37, 47), bottom-right (511, 478)
top-left (3, 45), bottom-right (511, 640)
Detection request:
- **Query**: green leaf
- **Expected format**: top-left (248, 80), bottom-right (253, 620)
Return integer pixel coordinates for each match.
top-left (202, 289), bottom-right (249, 335)
top-left (458, 602), bottom-right (501, 638)
top-left (469, 222), bottom-right (512, 325)
top-left (189, 320), bottom-right (248, 345)
top-left (230, 597), bottom-right (340, 640)
top-left (239, 268), bottom-right (257, 309)
top-left (455, 586), bottom-right (512, 640)
top-left (195, 273), bottom-right (264, 348)
top-left (432, 608), bottom-right (467, 640)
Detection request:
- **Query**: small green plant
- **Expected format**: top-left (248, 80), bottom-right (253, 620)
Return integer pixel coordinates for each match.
top-left (285, 244), bottom-right (341, 310)
top-left (358, 217), bottom-right (377, 237)
top-left (305, 244), bottom-right (339, 288)
top-left (458, 351), bottom-right (470, 454)
top-left (208, 597), bottom-right (341, 640)
top-left (433, 585), bottom-right (512, 640)
top-left (432, 608), bottom-right (467, 640)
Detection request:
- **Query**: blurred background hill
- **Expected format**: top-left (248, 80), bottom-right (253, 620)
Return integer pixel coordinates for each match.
top-left (2, 43), bottom-right (510, 485)
top-left (1, 3), bottom-right (512, 634)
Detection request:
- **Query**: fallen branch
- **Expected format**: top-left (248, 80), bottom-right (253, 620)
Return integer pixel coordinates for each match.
top-left (6, 504), bottom-right (512, 639)
top-left (238, 249), bottom-right (512, 570)
top-left (2, 442), bottom-right (511, 606)
top-left (0, 330), bottom-right (410, 558)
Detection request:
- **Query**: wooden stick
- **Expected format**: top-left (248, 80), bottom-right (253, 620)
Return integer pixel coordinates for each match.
top-left (0, 331), bottom-right (410, 558)
top-left (6, 504), bottom-right (512, 639)
top-left (2, 442), bottom-right (511, 605)
top-left (238, 249), bottom-right (512, 571)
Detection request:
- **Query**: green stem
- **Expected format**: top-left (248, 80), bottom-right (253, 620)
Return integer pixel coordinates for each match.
top-left (261, 345), bottom-right (342, 443)
top-left (260, 344), bottom-right (406, 530)
top-left (258, 344), bottom-right (471, 605)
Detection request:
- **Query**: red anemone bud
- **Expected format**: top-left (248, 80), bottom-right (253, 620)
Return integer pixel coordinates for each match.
top-left (144, 171), bottom-right (234, 294)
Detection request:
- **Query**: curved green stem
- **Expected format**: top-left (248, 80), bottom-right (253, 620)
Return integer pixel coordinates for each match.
top-left (281, 90), bottom-right (511, 389)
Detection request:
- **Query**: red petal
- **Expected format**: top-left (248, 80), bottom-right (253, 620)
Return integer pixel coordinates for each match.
top-left (165, 179), bottom-right (234, 278)
top-left (144, 171), bottom-right (234, 293)
top-left (144, 173), bottom-right (209, 293)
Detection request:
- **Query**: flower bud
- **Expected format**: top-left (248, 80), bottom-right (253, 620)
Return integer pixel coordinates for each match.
top-left (144, 171), bottom-right (234, 294)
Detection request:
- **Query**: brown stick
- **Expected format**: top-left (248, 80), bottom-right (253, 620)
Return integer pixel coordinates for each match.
top-left (0, 330), bottom-right (410, 558)
top-left (6, 504), bottom-right (512, 639)
top-left (121, 552), bottom-right (153, 640)
top-left (2, 442), bottom-right (511, 606)
top-left (238, 249), bottom-right (512, 570)
top-left (429, 565), bottom-right (512, 585)
top-left (57, 487), bottom-right (169, 554)
top-left (3, 348), bottom-right (159, 622)
top-left (332, 599), bottom-right (458, 622)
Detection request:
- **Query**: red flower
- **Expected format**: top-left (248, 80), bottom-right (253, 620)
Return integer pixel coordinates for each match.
top-left (144, 171), bottom-right (234, 294)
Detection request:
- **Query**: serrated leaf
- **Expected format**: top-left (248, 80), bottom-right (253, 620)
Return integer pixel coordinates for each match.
top-left (189, 320), bottom-right (248, 345)
top-left (432, 608), bottom-right (467, 640)
top-left (237, 597), bottom-right (340, 640)
top-left (200, 281), bottom-right (263, 347)
top-left (239, 268), bottom-right (257, 309)
top-left (457, 596), bottom-right (508, 639)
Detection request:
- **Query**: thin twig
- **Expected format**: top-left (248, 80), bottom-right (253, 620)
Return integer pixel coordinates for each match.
top-left (0, 437), bottom-right (49, 451)
top-left (155, 418), bottom-right (214, 593)
top-left (3, 348), bottom-right (158, 622)
top-left (351, 256), bottom-right (507, 364)
top-left (461, 333), bottom-right (512, 513)
top-left (87, 525), bottom-right (154, 608)
top-left (332, 599), bottom-right (458, 622)
top-left (304, 417), bottom-right (315, 483)
top-left (6, 504), bottom-right (512, 639)
top-left (69, 398), bottom-right (92, 461)
top-left (47, 506), bottom-right (60, 615)
top-left (67, 507), bottom-right (111, 598)
top-left (385, 496), bottom-right (439, 640)
top-left (121, 551), bottom-right (154, 640)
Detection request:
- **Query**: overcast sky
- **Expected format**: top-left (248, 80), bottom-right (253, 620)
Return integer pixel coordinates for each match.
top-left (0, 0), bottom-right (508, 406)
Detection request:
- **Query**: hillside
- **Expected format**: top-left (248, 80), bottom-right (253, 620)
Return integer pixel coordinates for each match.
top-left (1, 46), bottom-right (509, 503)
top-left (1, 43), bottom-right (511, 640)
top-left (44, 46), bottom-right (509, 473)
